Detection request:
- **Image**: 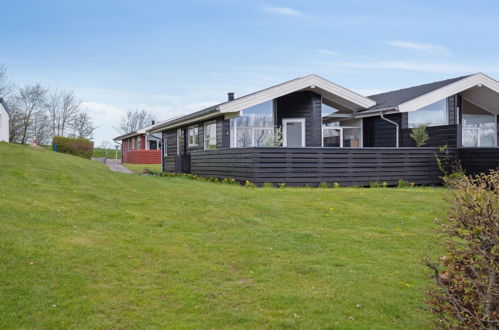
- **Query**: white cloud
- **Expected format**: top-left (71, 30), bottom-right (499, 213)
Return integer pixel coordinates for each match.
top-left (317, 49), bottom-right (339, 56)
top-left (263, 6), bottom-right (303, 16)
top-left (386, 41), bottom-right (449, 54)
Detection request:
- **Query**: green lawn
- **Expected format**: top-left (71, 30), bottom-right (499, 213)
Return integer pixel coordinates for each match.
top-left (93, 147), bottom-right (121, 159)
top-left (0, 142), bottom-right (445, 329)
top-left (124, 163), bottom-right (162, 173)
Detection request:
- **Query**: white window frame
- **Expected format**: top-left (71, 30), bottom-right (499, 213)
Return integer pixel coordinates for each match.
top-left (282, 118), bottom-right (306, 147)
top-left (322, 127), bottom-right (343, 147)
top-left (408, 98), bottom-right (449, 128)
top-left (177, 129), bottom-right (182, 155)
top-left (322, 126), bottom-right (363, 148)
top-left (461, 108), bottom-right (498, 148)
top-left (163, 138), bottom-right (168, 156)
top-left (188, 125), bottom-right (199, 147)
top-left (204, 121), bottom-right (217, 150)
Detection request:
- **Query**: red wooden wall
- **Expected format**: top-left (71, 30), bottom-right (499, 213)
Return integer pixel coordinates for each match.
top-left (123, 150), bottom-right (161, 164)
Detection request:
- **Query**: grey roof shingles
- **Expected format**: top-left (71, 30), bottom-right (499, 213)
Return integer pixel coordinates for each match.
top-left (363, 75), bottom-right (471, 111)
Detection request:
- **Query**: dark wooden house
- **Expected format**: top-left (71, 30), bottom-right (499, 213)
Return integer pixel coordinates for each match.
top-left (147, 73), bottom-right (499, 186)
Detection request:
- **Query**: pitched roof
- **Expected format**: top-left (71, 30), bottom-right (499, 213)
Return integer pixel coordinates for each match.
top-left (364, 75), bottom-right (471, 111)
top-left (113, 121), bottom-right (169, 141)
top-left (148, 74), bottom-right (376, 132)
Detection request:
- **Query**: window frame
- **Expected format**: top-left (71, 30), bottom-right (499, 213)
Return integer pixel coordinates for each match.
top-left (230, 100), bottom-right (275, 148)
top-left (204, 120), bottom-right (217, 150)
top-left (282, 118), bottom-right (306, 147)
top-left (408, 98), bottom-right (449, 128)
top-left (188, 125), bottom-right (199, 147)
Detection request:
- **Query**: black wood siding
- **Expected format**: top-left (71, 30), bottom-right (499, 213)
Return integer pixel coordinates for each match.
top-left (191, 147), bottom-right (447, 187)
top-left (162, 129), bottom-right (177, 172)
top-left (401, 125), bottom-right (458, 148)
top-left (362, 114), bottom-right (402, 147)
top-left (275, 91), bottom-right (322, 147)
top-left (458, 148), bottom-right (499, 175)
top-left (161, 115), bottom-right (230, 173)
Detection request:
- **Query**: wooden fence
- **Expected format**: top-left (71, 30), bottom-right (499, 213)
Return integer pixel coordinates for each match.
top-left (191, 147), bottom-right (448, 186)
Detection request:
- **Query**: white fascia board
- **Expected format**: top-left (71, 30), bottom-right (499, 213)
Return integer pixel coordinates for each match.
top-left (398, 73), bottom-right (499, 112)
top-left (218, 74), bottom-right (376, 113)
top-left (148, 111), bottom-right (222, 133)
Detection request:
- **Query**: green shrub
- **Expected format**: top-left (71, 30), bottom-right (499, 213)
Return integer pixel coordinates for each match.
top-left (397, 180), bottom-right (408, 188)
top-left (319, 182), bottom-right (329, 188)
top-left (245, 180), bottom-right (256, 188)
top-left (410, 125), bottom-right (429, 147)
top-left (52, 136), bottom-right (94, 159)
top-left (333, 182), bottom-right (340, 188)
top-left (262, 182), bottom-right (273, 188)
top-left (423, 170), bottom-right (499, 328)
top-left (278, 183), bottom-right (286, 188)
top-left (435, 144), bottom-right (464, 184)
top-left (370, 181), bottom-right (381, 188)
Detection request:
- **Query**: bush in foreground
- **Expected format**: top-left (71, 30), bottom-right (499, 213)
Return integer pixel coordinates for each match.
top-left (52, 136), bottom-right (94, 159)
top-left (424, 170), bottom-right (498, 329)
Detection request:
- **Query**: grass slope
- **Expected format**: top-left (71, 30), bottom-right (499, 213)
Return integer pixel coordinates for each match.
top-left (0, 142), bottom-right (445, 329)
top-left (92, 147), bottom-right (121, 159)
top-left (124, 163), bottom-right (162, 173)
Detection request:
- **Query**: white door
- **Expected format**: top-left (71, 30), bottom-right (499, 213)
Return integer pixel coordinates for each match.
top-left (282, 118), bottom-right (306, 147)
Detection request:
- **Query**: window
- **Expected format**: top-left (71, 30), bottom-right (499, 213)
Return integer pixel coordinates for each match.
top-left (230, 100), bottom-right (274, 147)
top-left (132, 137), bottom-right (136, 150)
top-left (408, 99), bottom-right (448, 128)
top-left (204, 121), bottom-right (217, 150)
top-left (149, 140), bottom-right (157, 150)
top-left (188, 125), bottom-right (199, 146)
top-left (163, 138), bottom-right (168, 156)
top-left (137, 136), bottom-right (141, 150)
top-left (462, 99), bottom-right (497, 147)
top-left (321, 101), bottom-right (361, 147)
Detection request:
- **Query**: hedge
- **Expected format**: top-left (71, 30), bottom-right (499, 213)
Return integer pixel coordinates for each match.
top-left (52, 136), bottom-right (94, 159)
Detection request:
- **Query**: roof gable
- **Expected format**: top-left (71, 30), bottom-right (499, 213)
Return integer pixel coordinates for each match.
top-left (218, 74), bottom-right (376, 113)
top-left (397, 73), bottom-right (499, 112)
top-left (148, 74), bottom-right (377, 132)
top-left (366, 75), bottom-right (470, 111)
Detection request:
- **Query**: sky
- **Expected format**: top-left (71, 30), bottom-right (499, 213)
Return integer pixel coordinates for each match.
top-left (1, 0), bottom-right (499, 145)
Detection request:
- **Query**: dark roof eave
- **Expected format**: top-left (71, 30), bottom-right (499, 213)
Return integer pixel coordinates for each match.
top-left (113, 131), bottom-right (140, 141)
top-left (148, 106), bottom-right (221, 132)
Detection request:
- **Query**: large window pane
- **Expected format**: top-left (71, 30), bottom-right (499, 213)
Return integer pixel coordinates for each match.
top-left (343, 128), bottom-right (362, 147)
top-left (323, 128), bottom-right (341, 147)
top-left (188, 125), bottom-right (198, 146)
top-left (204, 121), bottom-right (217, 150)
top-left (462, 114), bottom-right (496, 147)
top-left (408, 99), bottom-right (448, 128)
top-left (322, 101), bottom-right (361, 147)
top-left (230, 101), bottom-right (274, 147)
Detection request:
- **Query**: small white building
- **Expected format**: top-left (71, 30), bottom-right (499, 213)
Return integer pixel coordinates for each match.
top-left (0, 98), bottom-right (10, 142)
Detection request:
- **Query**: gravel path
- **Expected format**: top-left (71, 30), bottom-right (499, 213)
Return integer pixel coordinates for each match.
top-left (104, 159), bottom-right (135, 174)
